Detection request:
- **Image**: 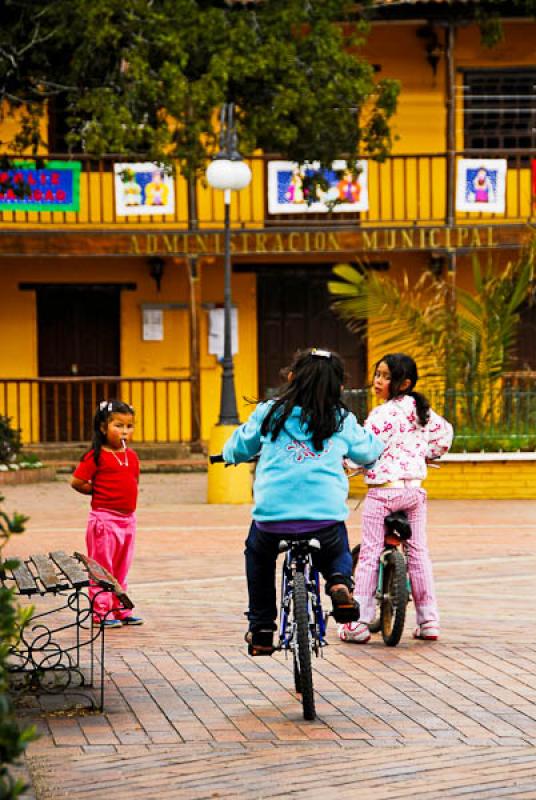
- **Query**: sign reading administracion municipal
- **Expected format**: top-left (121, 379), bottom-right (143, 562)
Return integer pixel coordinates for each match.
top-left (129, 226), bottom-right (497, 256)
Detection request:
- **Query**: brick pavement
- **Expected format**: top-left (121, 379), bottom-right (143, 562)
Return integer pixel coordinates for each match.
top-left (5, 475), bottom-right (536, 798)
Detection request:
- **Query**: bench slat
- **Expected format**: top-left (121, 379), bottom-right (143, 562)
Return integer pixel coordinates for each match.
top-left (50, 551), bottom-right (90, 589)
top-left (9, 557), bottom-right (39, 595)
top-left (74, 552), bottom-right (134, 610)
top-left (30, 554), bottom-right (65, 592)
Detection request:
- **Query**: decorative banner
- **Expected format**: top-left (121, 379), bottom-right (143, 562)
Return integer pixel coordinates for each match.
top-left (456, 158), bottom-right (507, 214)
top-left (0, 161), bottom-right (81, 212)
top-left (268, 160), bottom-right (369, 214)
top-left (114, 163), bottom-right (175, 216)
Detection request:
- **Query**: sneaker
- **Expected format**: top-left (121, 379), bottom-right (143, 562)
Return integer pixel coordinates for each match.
top-left (121, 616), bottom-right (144, 626)
top-left (338, 622), bottom-right (371, 644)
top-left (329, 584), bottom-right (360, 623)
top-left (245, 630), bottom-right (275, 657)
top-left (98, 618), bottom-right (122, 629)
top-left (413, 622), bottom-right (439, 641)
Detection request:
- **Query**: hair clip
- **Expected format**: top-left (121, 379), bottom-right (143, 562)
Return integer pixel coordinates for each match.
top-left (311, 349), bottom-right (332, 359)
top-left (99, 400), bottom-right (108, 411)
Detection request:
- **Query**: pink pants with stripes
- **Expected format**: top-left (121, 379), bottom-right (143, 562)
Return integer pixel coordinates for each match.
top-left (355, 488), bottom-right (439, 626)
top-left (86, 509), bottom-right (136, 621)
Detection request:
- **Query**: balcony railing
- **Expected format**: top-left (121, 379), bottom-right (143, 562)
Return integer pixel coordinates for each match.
top-left (0, 377), bottom-right (193, 445)
top-left (1, 151), bottom-right (535, 229)
top-left (344, 382), bottom-right (536, 453)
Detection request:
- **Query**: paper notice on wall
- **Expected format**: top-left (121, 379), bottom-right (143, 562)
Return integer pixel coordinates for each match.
top-left (208, 308), bottom-right (238, 360)
top-left (142, 308), bottom-right (164, 341)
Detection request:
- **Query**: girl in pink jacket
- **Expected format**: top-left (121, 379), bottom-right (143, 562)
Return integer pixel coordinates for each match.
top-left (339, 353), bottom-right (453, 644)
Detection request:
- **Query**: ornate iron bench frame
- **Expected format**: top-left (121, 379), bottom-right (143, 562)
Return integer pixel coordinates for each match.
top-left (2, 551), bottom-right (134, 711)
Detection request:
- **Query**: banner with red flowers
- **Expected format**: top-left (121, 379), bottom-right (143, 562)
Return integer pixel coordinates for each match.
top-left (0, 161), bottom-right (81, 211)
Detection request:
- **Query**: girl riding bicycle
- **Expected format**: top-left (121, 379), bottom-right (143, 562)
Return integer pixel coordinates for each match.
top-left (339, 353), bottom-right (453, 645)
top-left (222, 347), bottom-right (384, 655)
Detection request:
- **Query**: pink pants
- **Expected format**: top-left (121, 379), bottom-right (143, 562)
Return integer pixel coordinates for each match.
top-left (355, 488), bottom-right (439, 626)
top-left (86, 509), bottom-right (136, 621)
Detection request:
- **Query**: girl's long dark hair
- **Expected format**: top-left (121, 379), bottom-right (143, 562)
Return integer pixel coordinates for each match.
top-left (82, 399), bottom-right (135, 465)
top-left (261, 348), bottom-right (349, 451)
top-left (377, 353), bottom-right (430, 427)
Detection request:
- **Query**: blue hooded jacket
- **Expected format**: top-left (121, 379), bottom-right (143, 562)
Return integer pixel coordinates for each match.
top-left (222, 402), bottom-right (384, 521)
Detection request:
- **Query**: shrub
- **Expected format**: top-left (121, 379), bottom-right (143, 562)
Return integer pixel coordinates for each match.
top-left (0, 418), bottom-right (22, 467)
top-left (0, 494), bottom-right (36, 799)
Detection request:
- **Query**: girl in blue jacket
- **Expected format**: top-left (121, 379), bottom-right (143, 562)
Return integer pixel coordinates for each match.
top-left (222, 347), bottom-right (384, 655)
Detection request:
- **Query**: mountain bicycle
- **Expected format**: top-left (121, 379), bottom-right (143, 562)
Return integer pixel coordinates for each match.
top-left (278, 536), bottom-right (328, 721)
top-left (352, 510), bottom-right (412, 647)
top-left (209, 453), bottom-right (327, 720)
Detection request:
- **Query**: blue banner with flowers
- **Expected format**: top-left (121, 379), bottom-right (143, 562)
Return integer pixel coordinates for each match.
top-left (0, 161), bottom-right (81, 211)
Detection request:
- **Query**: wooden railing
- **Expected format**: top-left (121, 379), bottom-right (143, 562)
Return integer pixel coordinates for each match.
top-left (1, 150), bottom-right (535, 229)
top-left (0, 377), bottom-right (193, 445)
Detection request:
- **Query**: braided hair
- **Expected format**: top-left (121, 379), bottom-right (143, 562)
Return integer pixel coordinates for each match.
top-left (377, 353), bottom-right (430, 427)
top-left (82, 399), bottom-right (135, 465)
top-left (261, 348), bottom-right (349, 452)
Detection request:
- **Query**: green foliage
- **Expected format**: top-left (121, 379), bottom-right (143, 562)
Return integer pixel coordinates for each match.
top-left (0, 495), bottom-right (35, 800)
top-left (0, 0), bottom-right (399, 176)
top-left (0, 418), bottom-right (21, 467)
top-left (475, 1), bottom-right (536, 46)
top-left (329, 242), bottom-right (535, 393)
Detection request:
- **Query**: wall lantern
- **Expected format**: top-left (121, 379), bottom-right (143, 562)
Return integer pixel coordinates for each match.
top-left (148, 256), bottom-right (165, 292)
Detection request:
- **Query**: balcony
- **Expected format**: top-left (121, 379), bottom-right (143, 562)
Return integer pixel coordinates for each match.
top-left (1, 151), bottom-right (535, 230)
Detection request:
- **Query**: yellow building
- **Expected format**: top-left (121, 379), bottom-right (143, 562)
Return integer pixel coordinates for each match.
top-left (1, 0), bottom-right (535, 448)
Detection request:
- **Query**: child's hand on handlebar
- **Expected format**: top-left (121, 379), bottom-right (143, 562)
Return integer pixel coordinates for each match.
top-left (343, 458), bottom-right (364, 477)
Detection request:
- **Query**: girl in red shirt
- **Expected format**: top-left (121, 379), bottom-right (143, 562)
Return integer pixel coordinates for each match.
top-left (72, 400), bottom-right (143, 628)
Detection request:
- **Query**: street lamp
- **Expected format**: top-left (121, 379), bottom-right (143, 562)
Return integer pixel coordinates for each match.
top-left (206, 103), bottom-right (252, 425)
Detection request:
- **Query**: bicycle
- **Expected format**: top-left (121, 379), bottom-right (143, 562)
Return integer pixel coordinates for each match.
top-left (352, 510), bottom-right (412, 647)
top-left (209, 453), bottom-right (327, 721)
top-left (278, 536), bottom-right (327, 721)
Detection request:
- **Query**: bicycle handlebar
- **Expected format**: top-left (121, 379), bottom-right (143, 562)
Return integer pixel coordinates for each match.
top-left (209, 454), bottom-right (226, 464)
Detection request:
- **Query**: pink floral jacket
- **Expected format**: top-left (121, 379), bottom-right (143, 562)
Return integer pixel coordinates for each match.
top-left (364, 395), bottom-right (453, 485)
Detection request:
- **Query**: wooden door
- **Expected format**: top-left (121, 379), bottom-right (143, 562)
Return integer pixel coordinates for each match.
top-left (37, 286), bottom-right (120, 441)
top-left (257, 268), bottom-right (367, 397)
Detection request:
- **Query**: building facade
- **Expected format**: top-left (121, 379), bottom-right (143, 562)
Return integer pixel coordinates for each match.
top-left (1, 1), bottom-right (535, 445)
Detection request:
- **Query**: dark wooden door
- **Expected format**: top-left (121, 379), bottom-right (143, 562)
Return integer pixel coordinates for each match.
top-left (257, 268), bottom-right (367, 397)
top-left (37, 286), bottom-right (120, 441)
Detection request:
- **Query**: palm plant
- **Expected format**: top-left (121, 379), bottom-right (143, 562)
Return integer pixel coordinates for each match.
top-left (329, 241), bottom-right (535, 444)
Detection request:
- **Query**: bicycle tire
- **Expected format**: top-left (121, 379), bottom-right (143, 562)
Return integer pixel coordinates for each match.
top-left (380, 549), bottom-right (408, 647)
top-left (293, 655), bottom-right (301, 694)
top-left (352, 544), bottom-right (381, 634)
top-left (293, 571), bottom-right (316, 720)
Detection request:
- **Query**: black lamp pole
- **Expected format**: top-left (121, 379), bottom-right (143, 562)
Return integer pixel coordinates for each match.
top-left (216, 103), bottom-right (240, 425)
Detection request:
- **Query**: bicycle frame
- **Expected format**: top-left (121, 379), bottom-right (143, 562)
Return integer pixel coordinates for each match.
top-left (279, 542), bottom-right (327, 654)
top-left (375, 534), bottom-right (412, 603)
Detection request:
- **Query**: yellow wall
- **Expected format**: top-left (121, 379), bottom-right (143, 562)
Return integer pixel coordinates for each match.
top-left (350, 460), bottom-right (536, 500)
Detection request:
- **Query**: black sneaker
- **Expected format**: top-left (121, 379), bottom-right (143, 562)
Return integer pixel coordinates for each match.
top-left (330, 585), bottom-right (360, 623)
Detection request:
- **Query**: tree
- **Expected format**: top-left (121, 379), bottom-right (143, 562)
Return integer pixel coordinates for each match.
top-left (0, 0), bottom-right (399, 176)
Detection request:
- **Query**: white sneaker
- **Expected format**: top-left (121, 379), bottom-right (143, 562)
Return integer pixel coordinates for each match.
top-left (338, 621), bottom-right (371, 644)
top-left (413, 622), bottom-right (439, 640)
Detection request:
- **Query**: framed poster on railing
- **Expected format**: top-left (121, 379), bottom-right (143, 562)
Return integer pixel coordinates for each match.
top-left (267, 160), bottom-right (369, 214)
top-left (455, 158), bottom-right (507, 214)
top-left (0, 161), bottom-right (81, 212)
top-left (114, 163), bottom-right (175, 216)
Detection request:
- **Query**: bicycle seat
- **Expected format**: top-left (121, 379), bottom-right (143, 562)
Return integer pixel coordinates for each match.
top-left (384, 511), bottom-right (412, 541)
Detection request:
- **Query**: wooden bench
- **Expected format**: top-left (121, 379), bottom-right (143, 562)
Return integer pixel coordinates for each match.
top-left (3, 551), bottom-right (134, 711)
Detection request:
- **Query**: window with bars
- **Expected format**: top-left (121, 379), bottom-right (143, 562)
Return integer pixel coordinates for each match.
top-left (462, 69), bottom-right (536, 154)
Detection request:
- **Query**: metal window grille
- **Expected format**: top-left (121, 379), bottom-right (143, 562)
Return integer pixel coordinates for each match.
top-left (462, 69), bottom-right (536, 159)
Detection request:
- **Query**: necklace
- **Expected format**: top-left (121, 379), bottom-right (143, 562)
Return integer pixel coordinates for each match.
top-left (110, 449), bottom-right (129, 467)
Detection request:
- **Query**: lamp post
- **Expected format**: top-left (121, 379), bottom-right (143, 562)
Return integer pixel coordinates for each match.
top-left (206, 103), bottom-right (252, 425)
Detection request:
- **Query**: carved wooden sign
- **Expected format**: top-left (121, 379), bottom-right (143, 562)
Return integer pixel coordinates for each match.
top-left (0, 225), bottom-right (532, 257)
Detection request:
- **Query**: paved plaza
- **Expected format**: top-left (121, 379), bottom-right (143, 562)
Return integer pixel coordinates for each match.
top-left (5, 474), bottom-right (536, 798)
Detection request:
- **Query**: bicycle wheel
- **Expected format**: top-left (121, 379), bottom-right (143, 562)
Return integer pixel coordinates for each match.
top-left (380, 549), bottom-right (408, 647)
top-left (292, 571), bottom-right (316, 720)
top-left (352, 544), bottom-right (381, 633)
